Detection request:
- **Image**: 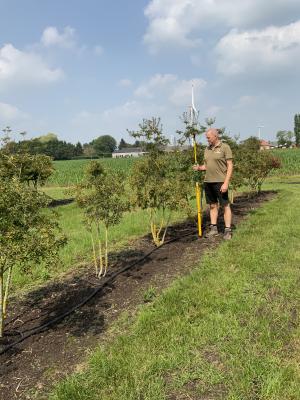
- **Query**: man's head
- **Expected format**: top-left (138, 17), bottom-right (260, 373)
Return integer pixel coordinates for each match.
top-left (206, 128), bottom-right (220, 146)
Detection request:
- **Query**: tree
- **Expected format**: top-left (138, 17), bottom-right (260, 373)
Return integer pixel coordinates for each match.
top-left (128, 117), bottom-right (169, 154)
top-left (294, 114), bottom-right (300, 147)
top-left (276, 130), bottom-right (294, 147)
top-left (118, 138), bottom-right (130, 149)
top-left (36, 133), bottom-right (58, 143)
top-left (240, 136), bottom-right (261, 151)
top-left (235, 146), bottom-right (281, 193)
top-left (74, 142), bottom-right (83, 156)
top-left (130, 150), bottom-right (193, 247)
top-left (0, 177), bottom-right (66, 337)
top-left (91, 135), bottom-right (117, 156)
top-left (74, 161), bottom-right (129, 277)
top-left (0, 152), bottom-right (54, 188)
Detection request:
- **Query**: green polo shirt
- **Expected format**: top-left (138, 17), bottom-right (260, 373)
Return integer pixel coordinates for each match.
top-left (204, 141), bottom-right (233, 183)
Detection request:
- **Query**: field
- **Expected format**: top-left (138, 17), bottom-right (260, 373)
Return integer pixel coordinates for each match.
top-left (270, 148), bottom-right (300, 176)
top-left (47, 158), bottom-right (136, 187)
top-left (1, 150), bottom-right (300, 399)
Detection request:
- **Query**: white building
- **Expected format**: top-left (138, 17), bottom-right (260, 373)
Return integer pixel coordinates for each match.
top-left (112, 147), bottom-right (147, 158)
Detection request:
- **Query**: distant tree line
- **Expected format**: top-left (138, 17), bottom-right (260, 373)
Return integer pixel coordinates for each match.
top-left (0, 130), bottom-right (121, 160)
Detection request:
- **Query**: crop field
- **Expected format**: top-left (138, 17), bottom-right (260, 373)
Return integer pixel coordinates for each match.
top-left (46, 149), bottom-right (300, 188)
top-left (270, 148), bottom-right (300, 176)
top-left (47, 157), bottom-right (136, 186)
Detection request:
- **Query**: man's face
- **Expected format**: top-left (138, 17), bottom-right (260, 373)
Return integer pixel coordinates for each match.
top-left (206, 131), bottom-right (218, 146)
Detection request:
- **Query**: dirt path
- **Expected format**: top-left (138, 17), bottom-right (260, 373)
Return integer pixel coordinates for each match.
top-left (0, 192), bottom-right (275, 400)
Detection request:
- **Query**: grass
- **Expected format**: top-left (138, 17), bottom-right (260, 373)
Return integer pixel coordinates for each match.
top-left (51, 180), bottom-right (300, 400)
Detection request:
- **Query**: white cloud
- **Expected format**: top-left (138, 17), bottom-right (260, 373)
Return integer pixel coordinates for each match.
top-left (118, 78), bottom-right (132, 87)
top-left (144, 0), bottom-right (300, 52)
top-left (94, 45), bottom-right (104, 56)
top-left (71, 74), bottom-right (207, 141)
top-left (0, 102), bottom-right (29, 121)
top-left (41, 26), bottom-right (76, 48)
top-left (169, 78), bottom-right (206, 106)
top-left (0, 44), bottom-right (64, 91)
top-left (233, 96), bottom-right (256, 109)
top-left (216, 21), bottom-right (300, 76)
top-left (134, 73), bottom-right (177, 98)
top-left (134, 73), bottom-right (206, 107)
top-left (205, 105), bottom-right (222, 117)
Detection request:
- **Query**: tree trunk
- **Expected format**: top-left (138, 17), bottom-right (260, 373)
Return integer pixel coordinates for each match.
top-left (0, 266), bottom-right (4, 338)
top-left (3, 265), bottom-right (13, 318)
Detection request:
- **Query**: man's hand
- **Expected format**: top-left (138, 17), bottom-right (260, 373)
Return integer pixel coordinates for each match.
top-left (220, 182), bottom-right (229, 193)
top-left (192, 164), bottom-right (206, 171)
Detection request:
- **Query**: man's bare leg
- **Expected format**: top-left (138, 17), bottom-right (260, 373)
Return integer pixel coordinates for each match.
top-left (210, 203), bottom-right (219, 225)
top-left (224, 204), bottom-right (232, 228)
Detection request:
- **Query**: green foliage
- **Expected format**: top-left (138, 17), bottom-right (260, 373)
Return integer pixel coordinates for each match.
top-left (74, 161), bottom-right (129, 277)
top-left (176, 113), bottom-right (204, 146)
top-left (0, 177), bottom-right (66, 336)
top-left (91, 135), bottom-right (117, 155)
top-left (128, 117), bottom-right (169, 153)
top-left (36, 133), bottom-right (58, 143)
top-left (0, 152), bottom-right (54, 188)
top-left (48, 158), bottom-right (135, 186)
top-left (269, 149), bottom-right (300, 176)
top-left (129, 151), bottom-right (192, 246)
top-left (276, 130), bottom-right (294, 147)
top-left (235, 147), bottom-right (281, 193)
top-left (240, 136), bottom-right (261, 151)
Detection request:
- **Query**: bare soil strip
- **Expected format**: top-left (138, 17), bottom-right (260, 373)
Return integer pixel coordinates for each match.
top-left (0, 192), bottom-right (275, 400)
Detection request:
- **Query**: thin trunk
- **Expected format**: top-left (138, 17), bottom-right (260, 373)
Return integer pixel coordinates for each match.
top-left (97, 224), bottom-right (103, 278)
top-left (3, 265), bottom-right (13, 318)
top-left (90, 232), bottom-right (98, 277)
top-left (104, 226), bottom-right (108, 277)
top-left (0, 266), bottom-right (4, 338)
top-left (160, 214), bottom-right (171, 246)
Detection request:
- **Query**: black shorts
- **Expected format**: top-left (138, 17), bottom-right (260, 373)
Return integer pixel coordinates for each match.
top-left (204, 182), bottom-right (230, 206)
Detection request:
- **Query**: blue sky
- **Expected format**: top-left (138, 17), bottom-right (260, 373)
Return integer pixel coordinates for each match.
top-left (1, 0), bottom-right (300, 144)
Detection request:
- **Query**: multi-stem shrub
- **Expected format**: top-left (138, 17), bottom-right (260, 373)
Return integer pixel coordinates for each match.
top-left (129, 151), bottom-right (193, 246)
top-left (0, 177), bottom-right (66, 337)
top-left (74, 161), bottom-right (129, 278)
top-left (235, 146), bottom-right (281, 193)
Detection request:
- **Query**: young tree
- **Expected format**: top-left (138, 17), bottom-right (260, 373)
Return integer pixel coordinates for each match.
top-left (235, 147), bottom-right (281, 193)
top-left (0, 178), bottom-right (66, 337)
top-left (276, 130), bottom-right (294, 147)
top-left (128, 117), bottom-right (169, 154)
top-left (91, 135), bottom-right (117, 156)
top-left (130, 152), bottom-right (192, 246)
top-left (74, 161), bottom-right (129, 277)
top-left (0, 152), bottom-right (54, 188)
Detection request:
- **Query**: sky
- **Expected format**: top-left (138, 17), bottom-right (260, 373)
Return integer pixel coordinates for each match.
top-left (0, 0), bottom-right (300, 144)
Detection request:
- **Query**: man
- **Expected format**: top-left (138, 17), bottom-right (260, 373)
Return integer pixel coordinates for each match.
top-left (193, 128), bottom-right (233, 240)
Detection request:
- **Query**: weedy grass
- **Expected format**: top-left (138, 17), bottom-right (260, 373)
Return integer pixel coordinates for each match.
top-left (51, 180), bottom-right (300, 400)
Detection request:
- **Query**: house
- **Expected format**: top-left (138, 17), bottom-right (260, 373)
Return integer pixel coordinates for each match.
top-left (260, 139), bottom-right (271, 150)
top-left (112, 147), bottom-right (147, 158)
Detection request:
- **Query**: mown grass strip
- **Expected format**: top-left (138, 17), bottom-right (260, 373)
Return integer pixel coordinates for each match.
top-left (51, 185), bottom-right (300, 400)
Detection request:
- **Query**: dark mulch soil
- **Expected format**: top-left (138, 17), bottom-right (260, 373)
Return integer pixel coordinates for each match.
top-left (0, 191), bottom-right (275, 400)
